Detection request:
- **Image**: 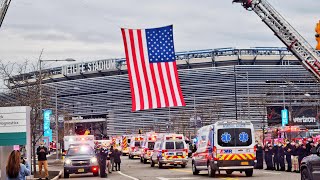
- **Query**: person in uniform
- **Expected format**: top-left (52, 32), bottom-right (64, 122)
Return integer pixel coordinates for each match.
top-left (254, 141), bottom-right (263, 169)
top-left (278, 143), bottom-right (285, 171)
top-left (273, 143), bottom-right (279, 171)
top-left (264, 143), bottom-right (273, 170)
top-left (284, 140), bottom-right (293, 172)
top-left (297, 141), bottom-right (307, 173)
top-left (98, 146), bottom-right (109, 178)
top-left (305, 138), bottom-right (314, 156)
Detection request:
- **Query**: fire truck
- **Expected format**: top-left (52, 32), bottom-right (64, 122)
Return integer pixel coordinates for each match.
top-left (264, 126), bottom-right (311, 144)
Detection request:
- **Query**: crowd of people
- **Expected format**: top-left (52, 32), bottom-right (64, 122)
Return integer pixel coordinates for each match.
top-left (255, 138), bottom-right (320, 173)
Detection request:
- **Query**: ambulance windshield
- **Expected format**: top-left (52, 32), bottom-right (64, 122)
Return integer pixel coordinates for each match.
top-left (218, 128), bottom-right (252, 147)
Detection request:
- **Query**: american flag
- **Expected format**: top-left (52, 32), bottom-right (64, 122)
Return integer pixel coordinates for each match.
top-left (121, 25), bottom-right (186, 111)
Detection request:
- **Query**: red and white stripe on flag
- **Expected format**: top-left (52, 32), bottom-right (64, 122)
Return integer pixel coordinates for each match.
top-left (121, 26), bottom-right (186, 111)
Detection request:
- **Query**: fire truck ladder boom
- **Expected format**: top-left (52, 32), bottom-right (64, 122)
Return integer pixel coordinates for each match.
top-left (0, 0), bottom-right (11, 28)
top-left (233, 0), bottom-right (320, 80)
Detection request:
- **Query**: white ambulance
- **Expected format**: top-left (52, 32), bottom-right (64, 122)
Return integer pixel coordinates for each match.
top-left (150, 133), bottom-right (188, 168)
top-left (128, 135), bottom-right (144, 159)
top-left (63, 135), bottom-right (95, 153)
top-left (192, 120), bottom-right (256, 177)
top-left (121, 134), bottom-right (134, 155)
top-left (140, 132), bottom-right (158, 163)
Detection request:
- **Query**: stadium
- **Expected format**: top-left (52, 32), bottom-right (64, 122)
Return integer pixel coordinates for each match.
top-left (4, 47), bottom-right (320, 137)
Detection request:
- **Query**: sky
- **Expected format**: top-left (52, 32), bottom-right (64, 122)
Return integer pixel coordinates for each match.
top-left (0, 0), bottom-right (319, 68)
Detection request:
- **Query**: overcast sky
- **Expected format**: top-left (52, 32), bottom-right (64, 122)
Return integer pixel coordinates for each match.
top-left (0, 0), bottom-right (319, 67)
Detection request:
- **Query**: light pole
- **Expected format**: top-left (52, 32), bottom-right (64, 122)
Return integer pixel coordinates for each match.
top-left (220, 71), bottom-right (249, 120)
top-left (54, 87), bottom-right (80, 160)
top-left (39, 56), bottom-right (76, 134)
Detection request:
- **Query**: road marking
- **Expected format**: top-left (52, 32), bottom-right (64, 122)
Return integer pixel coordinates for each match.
top-left (118, 171), bottom-right (139, 180)
top-left (220, 178), bottom-right (239, 180)
top-left (262, 171), bottom-right (281, 175)
top-left (168, 169), bottom-right (193, 173)
top-left (157, 177), bottom-right (196, 180)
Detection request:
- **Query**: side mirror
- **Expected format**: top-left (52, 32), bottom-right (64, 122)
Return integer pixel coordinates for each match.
top-left (310, 147), bottom-right (317, 155)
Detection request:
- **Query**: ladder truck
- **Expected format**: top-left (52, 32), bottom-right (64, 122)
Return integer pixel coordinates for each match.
top-left (233, 0), bottom-right (320, 80)
top-left (0, 0), bottom-right (11, 28)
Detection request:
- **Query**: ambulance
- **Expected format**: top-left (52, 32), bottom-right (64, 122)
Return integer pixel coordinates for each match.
top-left (121, 135), bottom-right (134, 155)
top-left (140, 132), bottom-right (158, 163)
top-left (128, 135), bottom-right (144, 159)
top-left (150, 133), bottom-right (188, 168)
top-left (192, 120), bottom-right (255, 177)
top-left (63, 135), bottom-right (95, 154)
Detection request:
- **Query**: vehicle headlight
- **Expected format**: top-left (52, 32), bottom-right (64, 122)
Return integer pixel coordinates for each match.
top-left (91, 157), bottom-right (98, 163)
top-left (65, 159), bottom-right (72, 165)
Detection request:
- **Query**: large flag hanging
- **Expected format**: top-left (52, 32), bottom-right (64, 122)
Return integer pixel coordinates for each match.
top-left (121, 25), bottom-right (186, 111)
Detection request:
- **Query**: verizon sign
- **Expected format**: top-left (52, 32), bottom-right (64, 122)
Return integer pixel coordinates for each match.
top-left (293, 116), bottom-right (316, 124)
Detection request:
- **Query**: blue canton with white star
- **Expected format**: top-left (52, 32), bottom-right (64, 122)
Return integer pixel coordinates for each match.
top-left (221, 132), bottom-right (232, 143)
top-left (239, 132), bottom-right (249, 143)
top-left (145, 25), bottom-right (175, 63)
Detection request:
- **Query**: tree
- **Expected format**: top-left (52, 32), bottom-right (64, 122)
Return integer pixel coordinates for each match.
top-left (0, 59), bottom-right (53, 174)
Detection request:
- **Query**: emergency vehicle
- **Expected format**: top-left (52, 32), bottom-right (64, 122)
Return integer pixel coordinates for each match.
top-left (121, 135), bottom-right (133, 155)
top-left (128, 135), bottom-right (144, 159)
top-left (140, 132), bottom-right (158, 164)
top-left (63, 135), bottom-right (95, 153)
top-left (264, 126), bottom-right (311, 145)
top-left (192, 120), bottom-right (255, 177)
top-left (150, 133), bottom-right (188, 168)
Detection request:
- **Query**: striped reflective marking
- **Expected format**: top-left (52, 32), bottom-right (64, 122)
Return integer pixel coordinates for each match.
top-left (217, 154), bottom-right (255, 160)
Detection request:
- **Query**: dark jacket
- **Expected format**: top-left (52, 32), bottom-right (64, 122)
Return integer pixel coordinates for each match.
top-left (37, 146), bottom-right (48, 161)
top-left (114, 151), bottom-right (121, 163)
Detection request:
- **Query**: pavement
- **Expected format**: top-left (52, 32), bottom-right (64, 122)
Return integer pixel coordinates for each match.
top-left (58, 156), bottom-right (301, 180)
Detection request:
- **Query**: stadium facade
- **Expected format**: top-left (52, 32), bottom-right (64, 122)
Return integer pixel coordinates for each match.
top-left (5, 47), bottom-right (320, 136)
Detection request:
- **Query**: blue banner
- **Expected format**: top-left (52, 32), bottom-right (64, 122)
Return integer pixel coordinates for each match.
top-left (281, 109), bottom-right (288, 126)
top-left (43, 109), bottom-right (53, 142)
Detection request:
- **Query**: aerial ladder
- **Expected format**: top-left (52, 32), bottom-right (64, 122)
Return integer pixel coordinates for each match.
top-left (233, 0), bottom-right (320, 80)
top-left (0, 0), bottom-right (11, 28)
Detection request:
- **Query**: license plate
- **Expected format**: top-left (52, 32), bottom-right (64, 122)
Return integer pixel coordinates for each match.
top-left (176, 152), bottom-right (183, 156)
top-left (78, 168), bottom-right (85, 173)
top-left (241, 162), bottom-right (249, 165)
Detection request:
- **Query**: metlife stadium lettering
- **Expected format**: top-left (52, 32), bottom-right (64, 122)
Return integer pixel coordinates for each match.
top-left (61, 59), bottom-right (117, 75)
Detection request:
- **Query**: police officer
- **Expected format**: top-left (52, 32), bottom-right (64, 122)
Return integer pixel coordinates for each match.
top-left (273, 143), bottom-right (279, 171)
top-left (278, 143), bottom-right (285, 171)
top-left (264, 143), bottom-right (273, 170)
top-left (254, 141), bottom-right (263, 169)
top-left (306, 138), bottom-right (314, 156)
top-left (284, 140), bottom-right (293, 172)
top-left (297, 141), bottom-right (307, 173)
top-left (98, 146), bottom-right (109, 178)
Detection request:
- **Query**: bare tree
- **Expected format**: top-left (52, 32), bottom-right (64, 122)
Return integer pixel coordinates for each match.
top-left (0, 59), bottom-right (52, 174)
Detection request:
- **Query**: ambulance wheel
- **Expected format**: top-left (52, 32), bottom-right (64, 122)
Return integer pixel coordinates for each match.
top-left (226, 170), bottom-right (232, 175)
top-left (64, 172), bottom-right (69, 178)
top-left (143, 158), bottom-right (148, 164)
top-left (151, 159), bottom-right (155, 167)
top-left (181, 164), bottom-right (186, 168)
top-left (245, 169), bottom-right (253, 177)
top-left (192, 162), bottom-right (199, 175)
top-left (158, 161), bottom-right (163, 169)
top-left (208, 163), bottom-right (216, 177)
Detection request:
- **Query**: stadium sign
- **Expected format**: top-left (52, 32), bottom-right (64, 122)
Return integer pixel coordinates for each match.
top-left (61, 59), bottom-right (117, 75)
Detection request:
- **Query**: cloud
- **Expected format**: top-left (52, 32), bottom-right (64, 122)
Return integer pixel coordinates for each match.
top-left (0, 0), bottom-right (319, 64)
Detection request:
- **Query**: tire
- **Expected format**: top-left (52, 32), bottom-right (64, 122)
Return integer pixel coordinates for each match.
top-left (301, 168), bottom-right (310, 180)
top-left (93, 172), bottom-right (99, 176)
top-left (143, 158), bottom-right (148, 164)
top-left (181, 164), bottom-right (186, 168)
top-left (226, 170), bottom-right (232, 175)
top-left (158, 161), bottom-right (163, 169)
top-left (192, 162), bottom-right (200, 175)
top-left (151, 159), bottom-right (155, 167)
top-left (64, 172), bottom-right (70, 178)
top-left (245, 169), bottom-right (253, 177)
top-left (208, 163), bottom-right (216, 177)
